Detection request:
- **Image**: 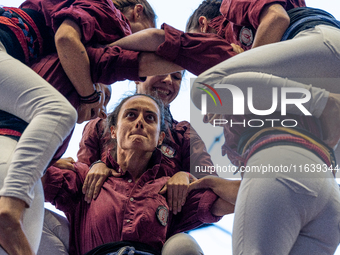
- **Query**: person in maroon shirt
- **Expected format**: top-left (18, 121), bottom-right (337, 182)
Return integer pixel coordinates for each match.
top-left (42, 94), bottom-right (238, 255)
top-left (103, 1), bottom-right (340, 253)
top-left (77, 72), bottom-right (217, 214)
top-left (0, 0), bottom-right (183, 254)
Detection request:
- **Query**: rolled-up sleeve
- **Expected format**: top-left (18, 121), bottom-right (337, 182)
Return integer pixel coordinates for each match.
top-left (168, 189), bottom-right (221, 236)
top-left (44, 163), bottom-right (87, 213)
top-left (156, 23), bottom-right (236, 76)
top-left (220, 0), bottom-right (299, 29)
top-left (87, 46), bottom-right (141, 84)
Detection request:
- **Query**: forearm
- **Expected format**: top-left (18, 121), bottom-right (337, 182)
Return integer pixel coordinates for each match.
top-left (138, 52), bottom-right (183, 77)
top-left (252, 3), bottom-right (290, 48)
top-left (109, 28), bottom-right (165, 52)
top-left (199, 177), bottom-right (240, 205)
top-left (211, 198), bottom-right (235, 216)
top-left (55, 19), bottom-right (95, 97)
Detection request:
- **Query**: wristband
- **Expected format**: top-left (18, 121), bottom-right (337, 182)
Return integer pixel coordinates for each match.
top-left (89, 160), bottom-right (105, 169)
top-left (80, 90), bottom-right (102, 104)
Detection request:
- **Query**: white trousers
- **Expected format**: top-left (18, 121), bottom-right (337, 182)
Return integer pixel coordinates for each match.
top-left (0, 41), bottom-right (77, 206)
top-left (233, 145), bottom-right (340, 254)
top-left (192, 25), bottom-right (340, 117)
top-left (0, 136), bottom-right (44, 254)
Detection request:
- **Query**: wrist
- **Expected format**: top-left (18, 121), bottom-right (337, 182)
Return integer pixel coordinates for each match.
top-left (80, 88), bottom-right (102, 104)
top-left (89, 160), bottom-right (105, 169)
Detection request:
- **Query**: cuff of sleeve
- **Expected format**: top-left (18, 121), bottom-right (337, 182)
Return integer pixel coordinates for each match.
top-left (197, 190), bottom-right (222, 223)
top-left (43, 167), bottom-right (65, 203)
top-left (156, 23), bottom-right (183, 62)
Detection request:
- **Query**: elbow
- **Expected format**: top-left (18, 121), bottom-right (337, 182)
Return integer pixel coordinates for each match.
top-left (55, 31), bottom-right (78, 50)
top-left (275, 11), bottom-right (290, 31)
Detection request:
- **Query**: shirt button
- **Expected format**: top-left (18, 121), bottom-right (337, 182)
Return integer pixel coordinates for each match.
top-left (126, 219), bottom-right (130, 223)
top-left (130, 197), bottom-right (134, 202)
top-left (128, 179), bottom-right (132, 183)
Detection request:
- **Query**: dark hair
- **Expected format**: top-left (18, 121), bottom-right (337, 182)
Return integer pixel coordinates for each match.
top-left (112, 0), bottom-right (157, 27)
top-left (107, 94), bottom-right (169, 134)
top-left (186, 0), bottom-right (222, 32)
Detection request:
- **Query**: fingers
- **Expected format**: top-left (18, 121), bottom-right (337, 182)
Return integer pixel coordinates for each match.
top-left (159, 185), bottom-right (167, 195)
top-left (82, 173), bottom-right (107, 203)
top-left (167, 184), bottom-right (188, 215)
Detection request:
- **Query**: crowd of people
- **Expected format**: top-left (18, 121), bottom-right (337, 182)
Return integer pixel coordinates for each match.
top-left (0, 0), bottom-right (340, 254)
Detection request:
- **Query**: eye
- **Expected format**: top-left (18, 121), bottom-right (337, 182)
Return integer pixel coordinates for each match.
top-left (146, 114), bottom-right (156, 121)
top-left (172, 73), bottom-right (182, 81)
top-left (126, 112), bottom-right (135, 118)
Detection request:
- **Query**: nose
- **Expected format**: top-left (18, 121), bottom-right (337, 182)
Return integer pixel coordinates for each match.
top-left (99, 107), bottom-right (107, 119)
top-left (161, 74), bottom-right (173, 86)
top-left (135, 114), bottom-right (144, 129)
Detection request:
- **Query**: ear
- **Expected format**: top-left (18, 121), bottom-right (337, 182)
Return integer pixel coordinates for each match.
top-left (110, 126), bottom-right (116, 139)
top-left (198, 16), bottom-right (209, 33)
top-left (158, 131), bottom-right (165, 146)
top-left (133, 4), bottom-right (144, 21)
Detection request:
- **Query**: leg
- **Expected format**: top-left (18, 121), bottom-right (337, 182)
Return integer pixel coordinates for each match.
top-left (192, 25), bottom-right (340, 146)
top-left (232, 145), bottom-right (340, 254)
top-left (162, 233), bottom-right (204, 255)
top-left (37, 209), bottom-right (69, 255)
top-left (0, 43), bottom-right (77, 254)
top-left (0, 136), bottom-right (44, 255)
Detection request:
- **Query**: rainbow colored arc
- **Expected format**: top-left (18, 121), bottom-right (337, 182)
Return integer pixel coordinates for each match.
top-left (197, 82), bottom-right (223, 106)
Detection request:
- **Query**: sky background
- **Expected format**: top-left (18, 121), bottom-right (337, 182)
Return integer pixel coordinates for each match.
top-left (2, 0), bottom-right (340, 254)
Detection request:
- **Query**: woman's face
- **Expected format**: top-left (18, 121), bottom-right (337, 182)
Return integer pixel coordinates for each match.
top-left (111, 95), bottom-right (165, 152)
top-left (136, 72), bottom-right (182, 106)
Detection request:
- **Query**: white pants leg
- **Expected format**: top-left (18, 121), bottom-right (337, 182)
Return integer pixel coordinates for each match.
top-left (162, 233), bottom-right (204, 255)
top-left (0, 136), bottom-right (44, 254)
top-left (192, 25), bottom-right (340, 117)
top-left (232, 146), bottom-right (340, 254)
top-left (37, 209), bottom-right (69, 255)
top-left (0, 42), bottom-right (77, 206)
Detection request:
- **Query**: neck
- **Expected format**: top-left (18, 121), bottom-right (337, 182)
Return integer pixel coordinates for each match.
top-left (117, 148), bottom-right (153, 181)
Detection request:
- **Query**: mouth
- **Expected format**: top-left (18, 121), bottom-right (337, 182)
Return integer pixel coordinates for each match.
top-left (153, 88), bottom-right (171, 96)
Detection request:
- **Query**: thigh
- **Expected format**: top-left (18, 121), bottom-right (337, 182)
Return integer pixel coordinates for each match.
top-left (232, 145), bottom-right (333, 254)
top-left (0, 47), bottom-right (68, 123)
top-left (289, 177), bottom-right (340, 255)
top-left (37, 209), bottom-right (70, 255)
top-left (199, 25), bottom-right (340, 92)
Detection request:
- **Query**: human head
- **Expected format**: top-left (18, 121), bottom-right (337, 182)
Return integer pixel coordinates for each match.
top-left (108, 94), bottom-right (168, 152)
top-left (113, 0), bottom-right (157, 33)
top-left (135, 71), bottom-right (183, 107)
top-left (77, 84), bottom-right (112, 124)
top-left (186, 0), bottom-right (222, 33)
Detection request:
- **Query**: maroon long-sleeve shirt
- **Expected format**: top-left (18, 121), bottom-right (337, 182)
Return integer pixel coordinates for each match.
top-left (44, 149), bottom-right (221, 255)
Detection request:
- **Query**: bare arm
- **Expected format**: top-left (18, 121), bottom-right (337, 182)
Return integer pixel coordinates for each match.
top-left (252, 3), bottom-right (290, 48)
top-left (108, 28), bottom-right (165, 52)
top-left (138, 52), bottom-right (183, 77)
top-left (188, 176), bottom-right (241, 216)
top-left (55, 18), bottom-right (96, 97)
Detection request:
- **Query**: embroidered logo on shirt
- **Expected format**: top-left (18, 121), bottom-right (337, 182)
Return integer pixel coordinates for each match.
top-left (156, 206), bottom-right (168, 226)
top-left (160, 144), bottom-right (176, 158)
top-left (239, 26), bottom-right (253, 46)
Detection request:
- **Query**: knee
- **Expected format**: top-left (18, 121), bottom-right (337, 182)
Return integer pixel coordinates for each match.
top-left (162, 233), bottom-right (203, 255)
